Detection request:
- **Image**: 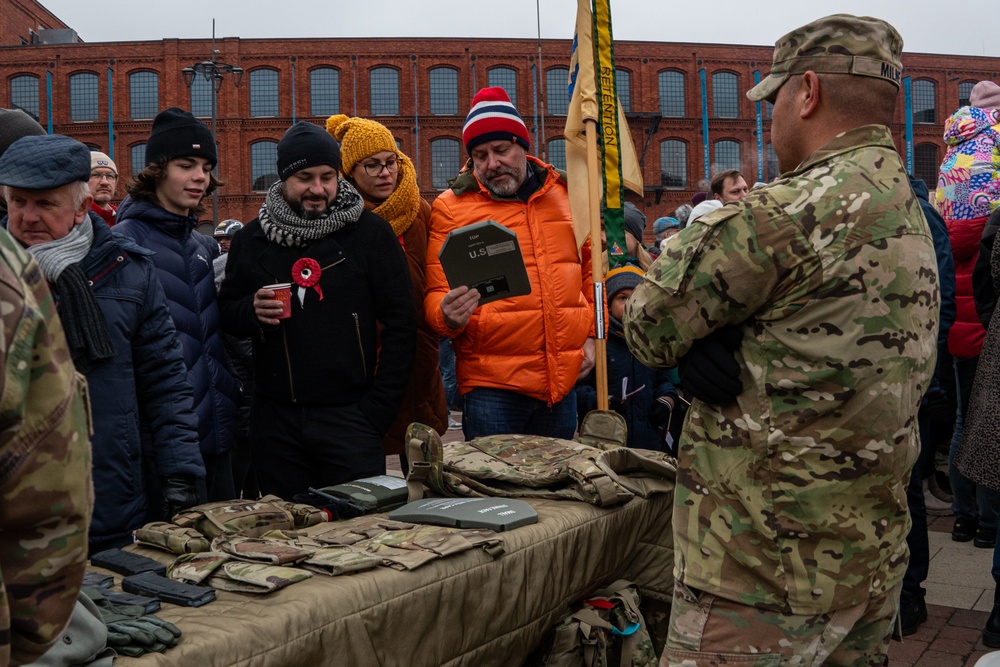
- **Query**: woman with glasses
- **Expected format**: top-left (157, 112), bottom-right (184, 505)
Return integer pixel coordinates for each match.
top-left (326, 115), bottom-right (447, 466)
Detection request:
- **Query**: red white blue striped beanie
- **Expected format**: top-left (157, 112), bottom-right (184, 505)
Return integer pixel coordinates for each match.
top-left (463, 87), bottom-right (531, 154)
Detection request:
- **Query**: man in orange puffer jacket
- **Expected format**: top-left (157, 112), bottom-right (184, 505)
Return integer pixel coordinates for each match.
top-left (424, 87), bottom-right (596, 440)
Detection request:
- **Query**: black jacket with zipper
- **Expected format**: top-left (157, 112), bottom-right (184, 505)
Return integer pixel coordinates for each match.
top-left (217, 209), bottom-right (416, 435)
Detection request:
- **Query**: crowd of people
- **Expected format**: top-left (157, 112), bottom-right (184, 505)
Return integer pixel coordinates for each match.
top-left (3, 10), bottom-right (1000, 666)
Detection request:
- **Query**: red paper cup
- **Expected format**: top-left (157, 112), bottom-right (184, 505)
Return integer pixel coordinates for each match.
top-left (264, 283), bottom-right (292, 319)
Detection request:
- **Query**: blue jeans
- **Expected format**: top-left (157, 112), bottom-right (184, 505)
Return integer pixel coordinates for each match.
top-left (462, 387), bottom-right (578, 440)
top-left (438, 339), bottom-right (459, 411)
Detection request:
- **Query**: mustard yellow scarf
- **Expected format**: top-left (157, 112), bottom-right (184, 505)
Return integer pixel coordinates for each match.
top-left (370, 153), bottom-right (420, 237)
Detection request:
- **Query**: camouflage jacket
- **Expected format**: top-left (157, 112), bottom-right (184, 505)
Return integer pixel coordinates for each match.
top-left (624, 125), bottom-right (940, 614)
top-left (0, 228), bottom-right (92, 665)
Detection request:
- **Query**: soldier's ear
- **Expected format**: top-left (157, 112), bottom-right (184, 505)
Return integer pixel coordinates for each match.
top-left (799, 71), bottom-right (822, 119)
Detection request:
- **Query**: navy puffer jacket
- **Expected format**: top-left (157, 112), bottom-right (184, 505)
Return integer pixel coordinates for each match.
top-left (115, 199), bottom-right (240, 458)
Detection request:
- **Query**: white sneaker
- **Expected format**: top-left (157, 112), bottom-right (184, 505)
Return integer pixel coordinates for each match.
top-left (448, 416), bottom-right (462, 430)
top-left (923, 479), bottom-right (952, 516)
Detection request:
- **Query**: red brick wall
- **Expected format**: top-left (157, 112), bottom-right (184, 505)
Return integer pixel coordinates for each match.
top-left (2, 24), bottom-right (998, 231)
top-left (1, 0), bottom-right (71, 46)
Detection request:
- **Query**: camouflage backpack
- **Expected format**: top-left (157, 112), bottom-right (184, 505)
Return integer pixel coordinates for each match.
top-left (405, 412), bottom-right (675, 507)
top-left (528, 580), bottom-right (658, 667)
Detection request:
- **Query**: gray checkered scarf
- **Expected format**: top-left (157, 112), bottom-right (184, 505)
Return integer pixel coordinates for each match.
top-left (258, 177), bottom-right (364, 248)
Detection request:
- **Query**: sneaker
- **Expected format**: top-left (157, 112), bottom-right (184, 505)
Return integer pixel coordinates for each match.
top-left (953, 517), bottom-right (978, 542)
top-left (929, 469), bottom-right (953, 503)
top-left (899, 592), bottom-right (927, 636)
top-left (448, 416), bottom-right (462, 431)
top-left (923, 480), bottom-right (952, 516)
top-left (975, 526), bottom-right (998, 549)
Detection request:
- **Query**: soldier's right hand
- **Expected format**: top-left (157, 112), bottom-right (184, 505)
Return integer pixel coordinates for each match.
top-left (441, 286), bottom-right (481, 330)
top-left (254, 287), bottom-right (285, 326)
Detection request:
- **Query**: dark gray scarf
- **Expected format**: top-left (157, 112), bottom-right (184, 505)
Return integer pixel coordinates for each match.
top-left (28, 218), bottom-right (115, 372)
top-left (258, 177), bottom-right (364, 248)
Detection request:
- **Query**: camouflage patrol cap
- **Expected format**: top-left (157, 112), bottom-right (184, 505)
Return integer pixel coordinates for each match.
top-left (746, 14), bottom-right (903, 103)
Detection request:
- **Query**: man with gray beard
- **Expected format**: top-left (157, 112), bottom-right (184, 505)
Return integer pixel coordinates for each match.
top-left (423, 86), bottom-right (596, 440)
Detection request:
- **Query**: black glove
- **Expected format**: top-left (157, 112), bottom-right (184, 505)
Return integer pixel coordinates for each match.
top-left (678, 326), bottom-right (744, 405)
top-left (647, 396), bottom-right (674, 427)
top-left (161, 475), bottom-right (204, 520)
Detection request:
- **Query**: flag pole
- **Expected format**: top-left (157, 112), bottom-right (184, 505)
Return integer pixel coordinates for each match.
top-left (586, 117), bottom-right (608, 410)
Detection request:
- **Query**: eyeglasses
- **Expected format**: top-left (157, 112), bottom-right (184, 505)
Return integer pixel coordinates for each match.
top-left (361, 158), bottom-right (399, 177)
top-left (90, 171), bottom-right (118, 182)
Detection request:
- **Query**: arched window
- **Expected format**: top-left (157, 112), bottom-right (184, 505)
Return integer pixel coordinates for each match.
top-left (488, 67), bottom-right (517, 107)
top-left (70, 72), bottom-right (99, 122)
top-left (712, 72), bottom-right (739, 118)
top-left (370, 67), bottom-right (400, 116)
top-left (658, 71), bottom-right (684, 118)
top-left (251, 141), bottom-right (280, 191)
top-left (189, 73), bottom-right (212, 118)
top-left (713, 139), bottom-right (741, 172)
top-left (129, 71), bottom-right (159, 120)
top-left (913, 80), bottom-right (936, 124)
top-left (10, 74), bottom-right (39, 120)
top-left (914, 143), bottom-right (940, 188)
top-left (766, 143), bottom-right (779, 181)
top-left (130, 143), bottom-right (147, 177)
top-left (615, 68), bottom-right (631, 113)
top-left (659, 139), bottom-right (687, 188)
top-left (429, 67), bottom-right (459, 116)
top-left (431, 138), bottom-right (461, 189)
top-left (310, 68), bottom-right (340, 117)
top-left (250, 69), bottom-right (279, 118)
top-left (548, 138), bottom-right (566, 170)
top-left (546, 67), bottom-right (570, 116)
top-left (959, 81), bottom-right (975, 108)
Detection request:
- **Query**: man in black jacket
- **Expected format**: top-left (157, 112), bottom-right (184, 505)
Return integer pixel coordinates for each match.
top-left (218, 122), bottom-right (416, 500)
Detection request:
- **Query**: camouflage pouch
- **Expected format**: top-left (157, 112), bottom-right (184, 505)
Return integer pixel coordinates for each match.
top-left (211, 534), bottom-right (316, 565)
top-left (575, 410), bottom-right (629, 450)
top-left (134, 522), bottom-right (212, 555)
top-left (360, 525), bottom-right (504, 570)
top-left (301, 547), bottom-right (382, 576)
top-left (298, 517), bottom-right (416, 546)
top-left (168, 552), bottom-right (230, 585)
top-left (172, 496), bottom-right (296, 539)
top-left (532, 580), bottom-right (657, 667)
top-left (266, 498), bottom-right (328, 528)
top-left (207, 562), bottom-right (312, 594)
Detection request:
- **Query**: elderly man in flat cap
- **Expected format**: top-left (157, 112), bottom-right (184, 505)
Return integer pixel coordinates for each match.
top-left (1, 134), bottom-right (206, 555)
top-left (624, 15), bottom-right (939, 664)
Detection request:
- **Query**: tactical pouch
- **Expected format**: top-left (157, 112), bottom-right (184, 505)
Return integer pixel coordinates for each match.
top-left (134, 522), bottom-right (212, 555)
top-left (122, 571), bottom-right (216, 607)
top-left (575, 410), bottom-right (629, 450)
top-left (206, 562), bottom-right (312, 594)
top-left (101, 589), bottom-right (161, 614)
top-left (82, 571), bottom-right (115, 590)
top-left (266, 497), bottom-right (328, 528)
top-left (172, 496), bottom-right (296, 539)
top-left (90, 548), bottom-right (168, 577)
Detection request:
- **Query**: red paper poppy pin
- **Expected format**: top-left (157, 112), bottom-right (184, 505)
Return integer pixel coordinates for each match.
top-left (291, 257), bottom-right (323, 308)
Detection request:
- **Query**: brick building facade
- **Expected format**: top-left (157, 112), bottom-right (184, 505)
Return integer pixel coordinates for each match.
top-left (2, 0), bottom-right (999, 228)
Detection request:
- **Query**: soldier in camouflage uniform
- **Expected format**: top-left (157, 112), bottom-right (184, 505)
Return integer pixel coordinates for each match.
top-left (623, 15), bottom-right (940, 666)
top-left (0, 144), bottom-right (93, 663)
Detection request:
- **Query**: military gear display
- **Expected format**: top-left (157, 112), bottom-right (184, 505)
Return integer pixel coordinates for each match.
top-left (405, 422), bottom-right (675, 507)
top-left (134, 522), bottom-right (211, 555)
top-left (90, 548), bottom-right (167, 578)
top-left (122, 571), bottom-right (216, 607)
top-left (320, 475), bottom-right (410, 512)
top-left (530, 580), bottom-right (657, 667)
top-left (390, 497), bottom-right (538, 531)
top-left (292, 488), bottom-right (366, 520)
top-left (101, 590), bottom-right (160, 615)
top-left (82, 571), bottom-right (114, 590)
top-left (170, 495), bottom-right (324, 540)
top-left (84, 587), bottom-right (182, 658)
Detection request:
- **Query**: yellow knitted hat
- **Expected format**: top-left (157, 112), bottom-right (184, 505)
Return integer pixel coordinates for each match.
top-left (325, 114), bottom-right (398, 176)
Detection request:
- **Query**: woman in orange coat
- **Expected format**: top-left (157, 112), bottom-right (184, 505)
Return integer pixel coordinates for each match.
top-left (327, 115), bottom-right (448, 462)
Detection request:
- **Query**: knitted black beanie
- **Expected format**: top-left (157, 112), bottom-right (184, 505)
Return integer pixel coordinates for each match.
top-left (277, 121), bottom-right (341, 181)
top-left (145, 107), bottom-right (216, 167)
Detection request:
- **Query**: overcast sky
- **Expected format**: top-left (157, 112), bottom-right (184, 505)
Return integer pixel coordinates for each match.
top-left (37, 0), bottom-right (1000, 58)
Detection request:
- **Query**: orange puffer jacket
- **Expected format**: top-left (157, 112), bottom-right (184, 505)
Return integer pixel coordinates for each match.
top-left (424, 156), bottom-right (595, 404)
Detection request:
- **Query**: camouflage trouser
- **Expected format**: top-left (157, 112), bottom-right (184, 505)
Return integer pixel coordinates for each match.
top-left (661, 580), bottom-right (900, 667)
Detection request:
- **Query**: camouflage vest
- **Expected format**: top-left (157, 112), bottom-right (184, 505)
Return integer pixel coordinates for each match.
top-left (404, 412), bottom-right (675, 507)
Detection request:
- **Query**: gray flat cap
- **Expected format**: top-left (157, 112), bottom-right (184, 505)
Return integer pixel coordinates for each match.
top-left (0, 134), bottom-right (91, 189)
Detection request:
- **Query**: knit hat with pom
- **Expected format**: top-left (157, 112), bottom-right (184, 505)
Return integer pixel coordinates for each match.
top-left (326, 114), bottom-right (399, 176)
top-left (462, 87), bottom-right (530, 154)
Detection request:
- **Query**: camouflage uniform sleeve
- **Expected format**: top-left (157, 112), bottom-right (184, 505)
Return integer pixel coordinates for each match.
top-left (623, 194), bottom-right (818, 367)
top-left (0, 236), bottom-right (92, 666)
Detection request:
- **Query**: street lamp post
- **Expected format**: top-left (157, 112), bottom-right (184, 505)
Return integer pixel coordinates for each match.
top-left (181, 54), bottom-right (243, 225)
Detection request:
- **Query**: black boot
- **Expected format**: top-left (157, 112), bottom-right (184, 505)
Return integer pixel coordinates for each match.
top-left (984, 585), bottom-right (1000, 648)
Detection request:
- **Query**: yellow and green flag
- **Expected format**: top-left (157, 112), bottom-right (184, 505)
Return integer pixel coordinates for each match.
top-left (564, 0), bottom-right (643, 265)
